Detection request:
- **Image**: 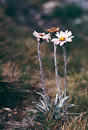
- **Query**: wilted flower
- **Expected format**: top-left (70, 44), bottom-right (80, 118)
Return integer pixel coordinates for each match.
top-left (51, 30), bottom-right (74, 46)
top-left (33, 31), bottom-right (51, 42)
top-left (46, 27), bottom-right (59, 33)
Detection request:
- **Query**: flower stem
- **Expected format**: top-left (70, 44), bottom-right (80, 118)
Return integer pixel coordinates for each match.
top-left (54, 44), bottom-right (61, 100)
top-left (62, 44), bottom-right (67, 97)
top-left (37, 41), bottom-right (46, 97)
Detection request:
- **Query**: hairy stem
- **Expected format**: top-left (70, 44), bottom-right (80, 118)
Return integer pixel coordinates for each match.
top-left (62, 45), bottom-right (67, 97)
top-left (54, 44), bottom-right (61, 100)
top-left (37, 41), bottom-right (46, 97)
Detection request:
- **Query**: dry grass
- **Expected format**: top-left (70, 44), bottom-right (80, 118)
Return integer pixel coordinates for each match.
top-left (61, 114), bottom-right (88, 130)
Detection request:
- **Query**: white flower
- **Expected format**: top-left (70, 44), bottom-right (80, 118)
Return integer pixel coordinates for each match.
top-left (51, 30), bottom-right (74, 46)
top-left (33, 31), bottom-right (51, 42)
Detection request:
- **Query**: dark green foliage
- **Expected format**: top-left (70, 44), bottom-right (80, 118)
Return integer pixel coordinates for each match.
top-left (52, 4), bottom-right (83, 20)
top-left (5, 3), bottom-right (18, 17)
top-left (71, 94), bottom-right (88, 113)
top-left (65, 4), bottom-right (83, 18)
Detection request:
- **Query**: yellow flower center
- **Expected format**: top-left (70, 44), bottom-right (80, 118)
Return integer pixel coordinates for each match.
top-left (59, 37), bottom-right (66, 41)
top-left (39, 33), bottom-right (45, 36)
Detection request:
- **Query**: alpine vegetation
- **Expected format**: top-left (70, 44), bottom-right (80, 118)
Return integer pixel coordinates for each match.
top-left (28, 27), bottom-right (77, 129)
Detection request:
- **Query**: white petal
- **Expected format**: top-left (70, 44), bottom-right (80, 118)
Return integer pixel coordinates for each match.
top-left (65, 30), bottom-right (68, 33)
top-left (51, 38), bottom-right (59, 43)
top-left (37, 37), bottom-right (40, 41)
top-left (45, 33), bottom-right (51, 39)
top-left (60, 41), bottom-right (66, 46)
top-left (33, 31), bottom-right (41, 38)
top-left (33, 31), bottom-right (37, 36)
top-left (67, 36), bottom-right (74, 42)
top-left (46, 33), bottom-right (50, 36)
top-left (43, 33), bottom-right (51, 42)
top-left (41, 32), bottom-right (45, 35)
top-left (56, 32), bottom-right (60, 38)
top-left (67, 38), bottom-right (72, 42)
top-left (33, 31), bottom-right (37, 34)
top-left (70, 36), bottom-right (74, 39)
top-left (51, 38), bottom-right (60, 45)
top-left (60, 31), bottom-right (66, 37)
top-left (66, 31), bottom-right (72, 37)
top-left (55, 41), bottom-right (60, 45)
top-left (60, 31), bottom-right (64, 35)
top-left (45, 38), bottom-right (49, 42)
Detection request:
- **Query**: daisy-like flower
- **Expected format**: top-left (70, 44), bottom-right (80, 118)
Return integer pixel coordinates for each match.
top-left (46, 27), bottom-right (59, 33)
top-left (33, 31), bottom-right (51, 42)
top-left (51, 30), bottom-right (74, 46)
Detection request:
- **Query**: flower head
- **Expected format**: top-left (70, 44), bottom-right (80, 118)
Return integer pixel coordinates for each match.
top-left (33, 31), bottom-right (51, 42)
top-left (51, 30), bottom-right (74, 46)
top-left (46, 27), bottom-right (59, 33)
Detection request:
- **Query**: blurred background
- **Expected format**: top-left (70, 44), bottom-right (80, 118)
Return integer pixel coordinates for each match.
top-left (0, 0), bottom-right (88, 129)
